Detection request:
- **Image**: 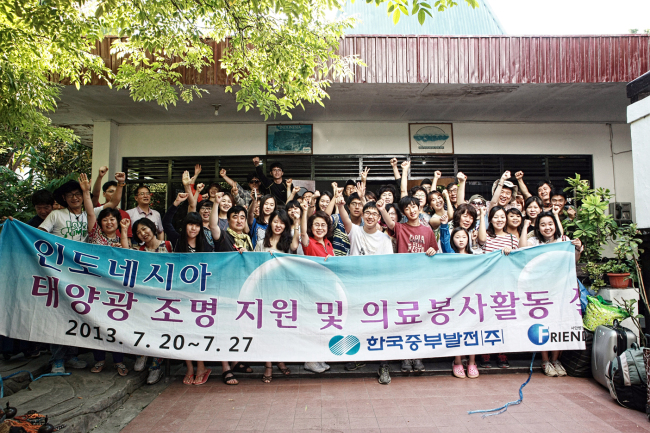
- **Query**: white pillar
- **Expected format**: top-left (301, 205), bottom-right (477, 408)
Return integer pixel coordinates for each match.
top-left (92, 121), bottom-right (120, 181)
top-left (628, 97), bottom-right (650, 229)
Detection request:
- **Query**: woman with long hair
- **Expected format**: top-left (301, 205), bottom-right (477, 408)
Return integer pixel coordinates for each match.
top-left (248, 194), bottom-right (276, 249)
top-left (254, 209), bottom-right (299, 382)
top-left (520, 210), bottom-right (583, 377)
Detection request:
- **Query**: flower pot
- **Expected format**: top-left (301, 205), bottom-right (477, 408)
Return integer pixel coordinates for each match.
top-left (607, 273), bottom-right (631, 289)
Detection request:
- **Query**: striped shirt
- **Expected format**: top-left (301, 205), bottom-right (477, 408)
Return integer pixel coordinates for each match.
top-left (483, 234), bottom-right (518, 253)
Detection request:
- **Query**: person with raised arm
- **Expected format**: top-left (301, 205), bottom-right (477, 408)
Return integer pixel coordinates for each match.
top-left (253, 157), bottom-right (288, 206)
top-left (299, 199), bottom-right (334, 374)
top-left (91, 165), bottom-right (133, 238)
top-left (378, 196), bottom-right (437, 375)
top-left (490, 171), bottom-right (518, 210)
top-left (456, 171), bottom-right (467, 205)
top-left (337, 196), bottom-right (394, 382)
top-left (220, 168), bottom-right (261, 208)
top-left (248, 194), bottom-right (277, 249)
top-left (519, 210), bottom-right (582, 377)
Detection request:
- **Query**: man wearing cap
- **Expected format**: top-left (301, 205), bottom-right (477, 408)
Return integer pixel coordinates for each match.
top-left (343, 179), bottom-right (356, 198)
top-left (220, 168), bottom-right (262, 208)
top-left (420, 178), bottom-right (433, 193)
top-left (490, 171), bottom-right (519, 210)
top-left (39, 172), bottom-right (125, 375)
top-left (253, 157), bottom-right (288, 206)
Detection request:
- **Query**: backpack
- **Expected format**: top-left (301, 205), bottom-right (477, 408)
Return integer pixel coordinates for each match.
top-left (605, 343), bottom-right (647, 412)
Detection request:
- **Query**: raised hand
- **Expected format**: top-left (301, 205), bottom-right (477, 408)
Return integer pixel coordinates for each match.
top-left (434, 170), bottom-right (442, 179)
top-left (515, 171), bottom-right (524, 180)
top-left (501, 170), bottom-right (511, 181)
top-left (376, 199), bottom-right (385, 211)
top-left (361, 167), bottom-right (370, 182)
top-left (120, 218), bottom-right (131, 231)
top-left (552, 205), bottom-right (561, 217)
top-left (79, 173), bottom-right (91, 192)
top-left (300, 199), bottom-right (309, 211)
top-left (401, 160), bottom-right (411, 169)
top-left (440, 213), bottom-right (449, 224)
top-left (567, 207), bottom-right (577, 219)
top-left (313, 190), bottom-right (320, 198)
top-left (215, 192), bottom-right (224, 205)
top-left (252, 157), bottom-right (260, 167)
top-left (456, 172), bottom-right (467, 182)
top-left (390, 158), bottom-right (398, 167)
top-left (194, 164), bottom-right (202, 177)
top-left (442, 189), bottom-right (449, 198)
top-left (292, 186), bottom-right (300, 195)
top-left (336, 195), bottom-right (345, 205)
top-left (231, 185), bottom-right (238, 196)
top-left (356, 182), bottom-right (366, 197)
top-left (286, 178), bottom-right (293, 186)
top-left (196, 183), bottom-right (205, 194)
top-left (480, 206), bottom-right (487, 217)
top-left (182, 170), bottom-right (191, 186)
top-left (219, 168), bottom-right (227, 177)
top-left (114, 172), bottom-right (126, 183)
top-left (98, 166), bottom-right (109, 177)
top-left (331, 182), bottom-right (338, 192)
top-left (175, 193), bottom-right (189, 204)
top-left (336, 187), bottom-right (344, 197)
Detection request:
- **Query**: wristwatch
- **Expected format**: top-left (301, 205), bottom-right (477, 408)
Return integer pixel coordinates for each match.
top-left (117, 182), bottom-right (126, 187)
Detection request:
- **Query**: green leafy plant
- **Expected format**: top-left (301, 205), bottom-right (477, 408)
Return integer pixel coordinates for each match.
top-left (563, 174), bottom-right (619, 264)
top-left (615, 298), bottom-right (646, 347)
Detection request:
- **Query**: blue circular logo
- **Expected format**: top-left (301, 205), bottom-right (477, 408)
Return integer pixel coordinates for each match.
top-left (329, 335), bottom-right (361, 356)
top-left (528, 324), bottom-right (550, 346)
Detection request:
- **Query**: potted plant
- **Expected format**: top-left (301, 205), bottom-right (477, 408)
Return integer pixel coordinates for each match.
top-left (602, 261), bottom-right (633, 288)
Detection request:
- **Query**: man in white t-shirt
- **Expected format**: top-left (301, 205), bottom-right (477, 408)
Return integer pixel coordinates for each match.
top-left (335, 196), bottom-right (393, 384)
top-left (38, 173), bottom-right (125, 374)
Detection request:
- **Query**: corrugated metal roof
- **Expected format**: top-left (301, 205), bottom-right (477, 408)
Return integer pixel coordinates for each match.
top-left (83, 35), bottom-right (649, 86)
top-left (340, 0), bottom-right (505, 36)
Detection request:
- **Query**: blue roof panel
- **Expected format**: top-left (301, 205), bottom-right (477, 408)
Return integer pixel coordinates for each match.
top-left (341, 0), bottom-right (505, 36)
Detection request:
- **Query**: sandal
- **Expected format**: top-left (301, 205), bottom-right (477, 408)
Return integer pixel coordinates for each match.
top-left (222, 370), bottom-right (238, 385)
top-left (452, 362), bottom-right (466, 379)
top-left (183, 373), bottom-right (195, 385)
top-left (232, 362), bottom-right (253, 373)
top-left (193, 369), bottom-right (212, 386)
top-left (262, 367), bottom-right (273, 384)
top-left (91, 361), bottom-right (105, 373)
top-left (115, 363), bottom-right (128, 377)
top-left (277, 364), bottom-right (291, 376)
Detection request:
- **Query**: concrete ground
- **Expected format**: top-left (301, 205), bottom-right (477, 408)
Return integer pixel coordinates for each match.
top-left (121, 366), bottom-right (650, 433)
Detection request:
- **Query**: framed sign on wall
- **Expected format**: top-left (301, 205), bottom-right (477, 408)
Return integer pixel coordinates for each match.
top-left (408, 123), bottom-right (454, 155)
top-left (267, 124), bottom-right (313, 155)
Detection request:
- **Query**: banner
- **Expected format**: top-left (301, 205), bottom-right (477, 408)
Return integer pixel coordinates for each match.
top-left (0, 220), bottom-right (585, 362)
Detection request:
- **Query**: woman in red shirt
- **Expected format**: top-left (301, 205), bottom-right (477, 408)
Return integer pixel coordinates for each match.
top-left (299, 200), bottom-right (333, 373)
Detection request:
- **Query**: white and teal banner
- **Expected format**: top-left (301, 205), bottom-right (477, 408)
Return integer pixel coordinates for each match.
top-left (0, 220), bottom-right (585, 361)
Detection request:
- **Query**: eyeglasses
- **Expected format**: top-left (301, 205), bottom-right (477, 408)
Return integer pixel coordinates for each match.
top-left (249, 179), bottom-right (260, 184)
top-left (471, 201), bottom-right (484, 206)
top-left (65, 192), bottom-right (83, 198)
top-left (349, 202), bottom-right (363, 208)
top-left (363, 211), bottom-right (380, 218)
top-left (137, 192), bottom-right (151, 196)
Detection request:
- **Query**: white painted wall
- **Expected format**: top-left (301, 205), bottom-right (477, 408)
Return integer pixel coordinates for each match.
top-left (93, 120), bottom-right (635, 226)
top-left (628, 97), bottom-right (650, 229)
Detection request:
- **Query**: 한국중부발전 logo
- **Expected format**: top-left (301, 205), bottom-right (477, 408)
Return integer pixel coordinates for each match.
top-left (528, 324), bottom-right (550, 346)
top-left (329, 335), bottom-right (361, 356)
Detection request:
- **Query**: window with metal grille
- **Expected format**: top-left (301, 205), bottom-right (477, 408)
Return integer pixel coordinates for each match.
top-left (123, 154), bottom-right (593, 209)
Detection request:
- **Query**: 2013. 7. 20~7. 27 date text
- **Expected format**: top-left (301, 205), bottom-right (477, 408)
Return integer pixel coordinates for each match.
top-left (65, 320), bottom-right (253, 352)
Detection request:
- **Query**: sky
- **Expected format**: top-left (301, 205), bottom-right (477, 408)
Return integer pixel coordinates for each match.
top-left (487, 0), bottom-right (650, 35)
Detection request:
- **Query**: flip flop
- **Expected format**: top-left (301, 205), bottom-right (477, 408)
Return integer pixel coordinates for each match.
top-left (115, 363), bottom-right (128, 377)
top-left (91, 361), bottom-right (105, 373)
top-left (232, 362), bottom-right (253, 373)
top-left (194, 369), bottom-right (212, 385)
top-left (222, 370), bottom-right (238, 385)
top-left (183, 373), bottom-right (195, 385)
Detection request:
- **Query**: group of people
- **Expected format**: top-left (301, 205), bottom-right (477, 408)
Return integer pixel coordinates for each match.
top-left (2, 156), bottom-right (583, 386)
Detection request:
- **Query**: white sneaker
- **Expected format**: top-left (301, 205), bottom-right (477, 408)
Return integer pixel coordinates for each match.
top-left (552, 360), bottom-right (567, 377)
top-left (542, 361), bottom-right (558, 377)
top-left (304, 362), bottom-right (326, 373)
top-left (319, 362), bottom-right (331, 371)
top-left (51, 360), bottom-right (65, 374)
top-left (134, 356), bottom-right (148, 372)
top-left (146, 368), bottom-right (163, 384)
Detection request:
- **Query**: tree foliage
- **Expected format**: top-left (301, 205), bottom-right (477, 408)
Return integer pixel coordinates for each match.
top-left (0, 0), bottom-right (471, 218)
